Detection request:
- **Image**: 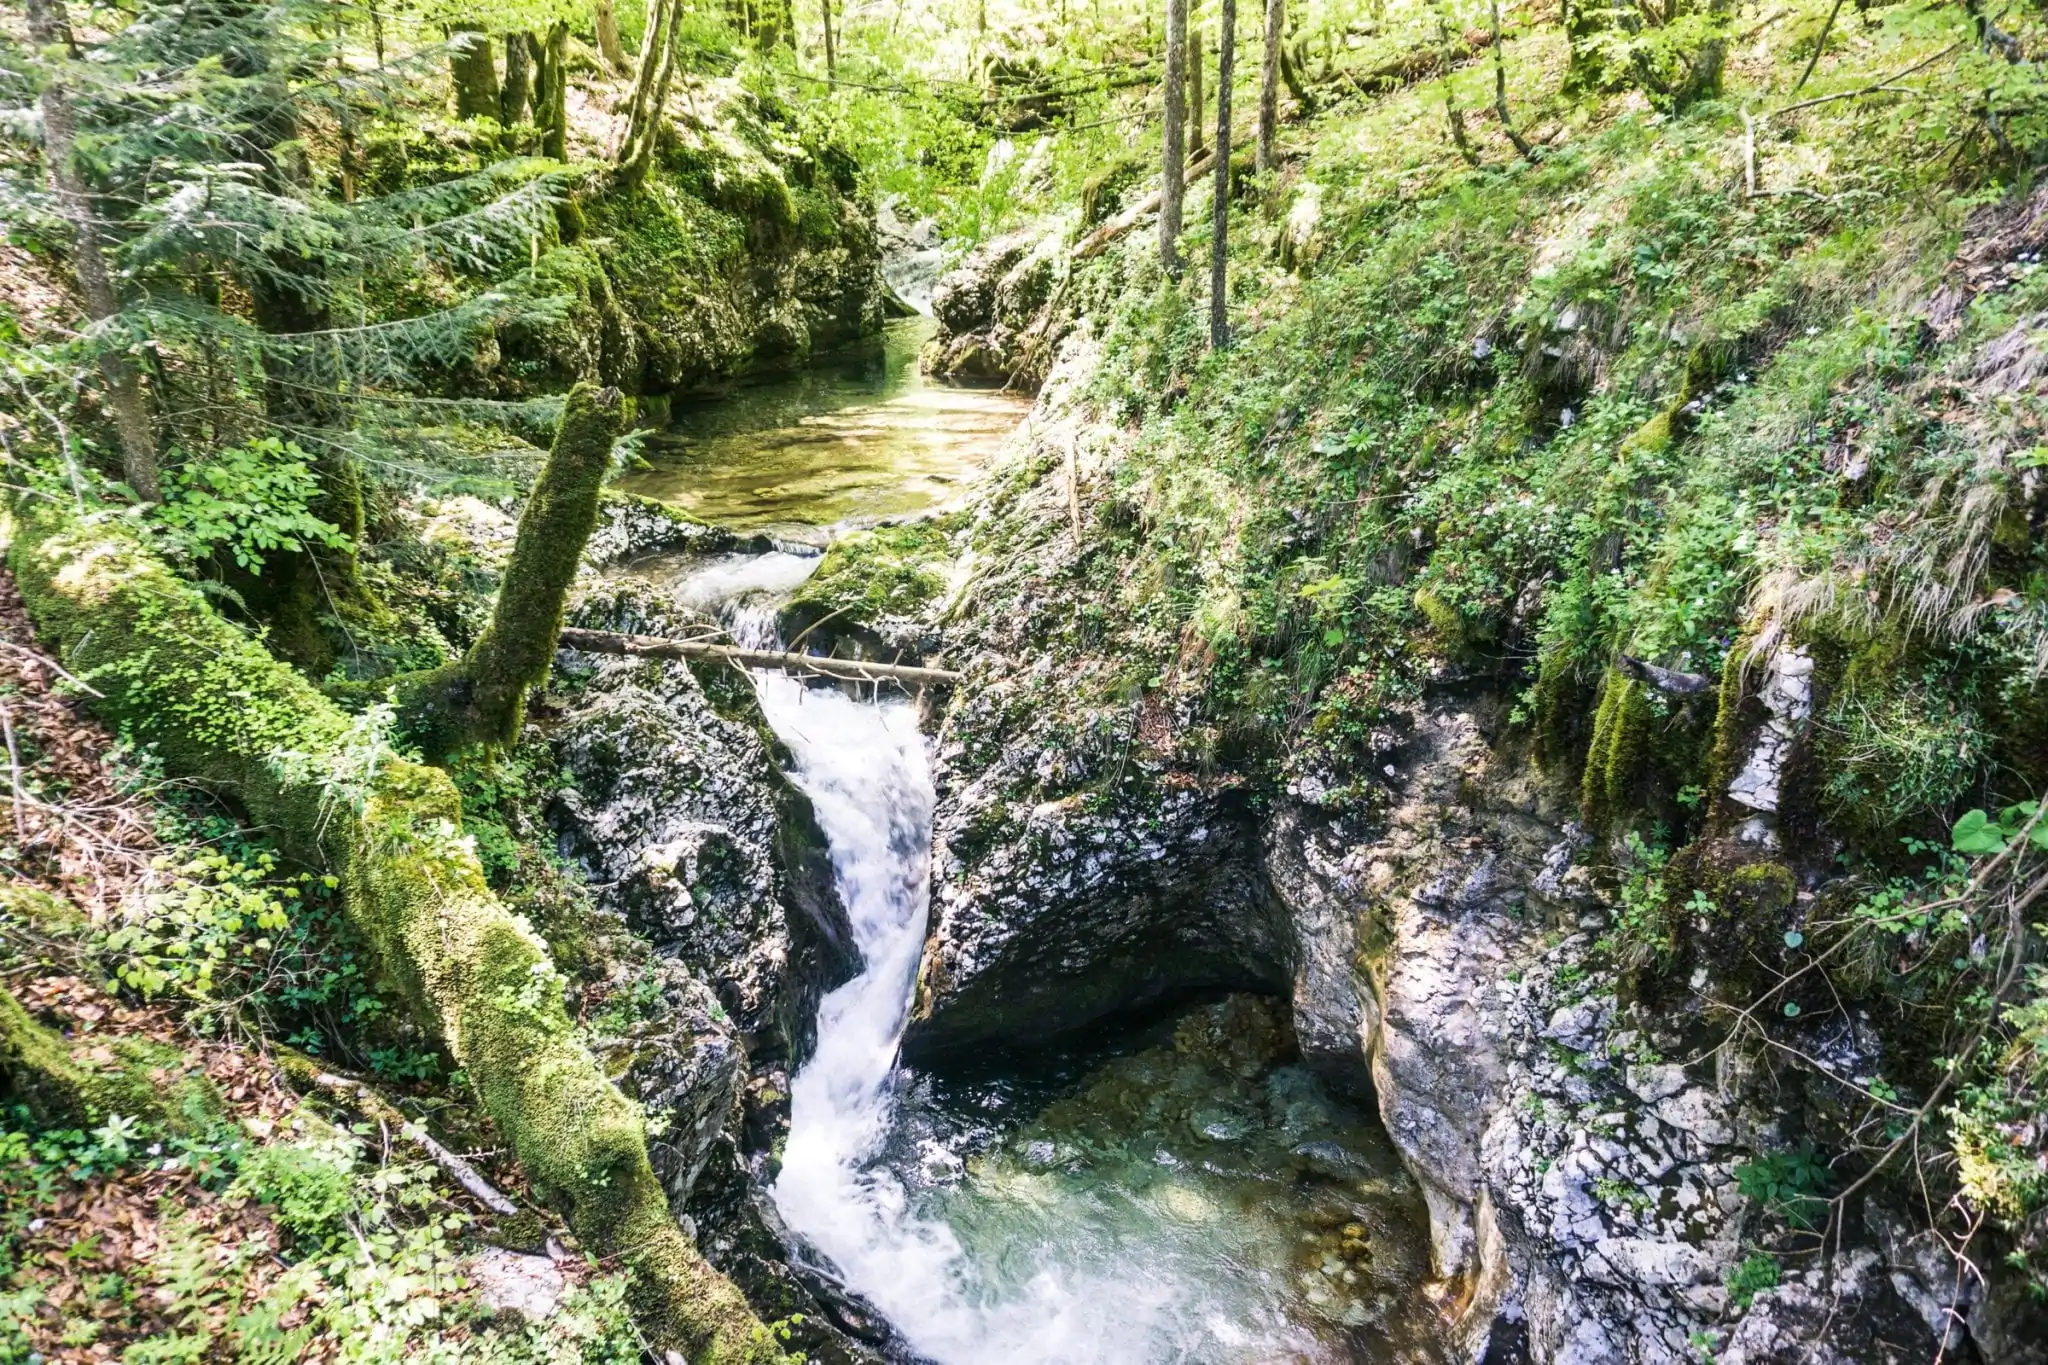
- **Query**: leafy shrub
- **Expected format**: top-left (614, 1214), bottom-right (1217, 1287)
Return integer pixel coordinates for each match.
top-left (1734, 1143), bottom-right (1828, 1231)
top-left (100, 848), bottom-right (305, 1000)
top-left (1725, 1252), bottom-right (1780, 1309)
top-left (151, 438), bottom-right (348, 572)
top-left (231, 1136), bottom-right (357, 1246)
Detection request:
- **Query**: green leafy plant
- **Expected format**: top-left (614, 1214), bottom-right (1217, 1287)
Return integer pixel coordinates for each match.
top-left (1951, 803), bottom-right (2048, 856)
top-left (1725, 1252), bottom-right (1779, 1309)
top-left (231, 1136), bottom-right (358, 1247)
top-left (150, 439), bottom-right (349, 572)
top-left (100, 848), bottom-right (300, 1000)
top-left (1734, 1144), bottom-right (1829, 1230)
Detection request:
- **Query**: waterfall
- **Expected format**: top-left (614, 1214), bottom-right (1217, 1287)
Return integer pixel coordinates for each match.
top-left (675, 554), bottom-right (1351, 1365)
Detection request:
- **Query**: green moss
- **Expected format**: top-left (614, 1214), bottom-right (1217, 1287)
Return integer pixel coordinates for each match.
top-left (1660, 839), bottom-right (1798, 994)
top-left (1580, 667), bottom-right (1652, 831)
top-left (1412, 583), bottom-right (1469, 655)
top-left (499, 244), bottom-right (639, 394)
top-left (369, 383), bottom-right (624, 758)
top-left (782, 519), bottom-right (957, 637)
top-left (5, 501), bottom-right (776, 1361)
top-left (0, 989), bottom-right (223, 1134)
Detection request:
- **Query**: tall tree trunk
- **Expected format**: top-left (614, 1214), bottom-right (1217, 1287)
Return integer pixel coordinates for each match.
top-left (822, 0), bottom-right (836, 77)
top-left (1190, 24), bottom-right (1205, 156)
top-left (1161, 0), bottom-right (1188, 276)
top-left (384, 384), bottom-right (625, 756)
top-left (1257, 0), bottom-right (1283, 174)
top-left (25, 0), bottom-right (158, 502)
top-left (536, 21), bottom-right (569, 160)
top-left (594, 0), bottom-right (630, 71)
top-left (618, 0), bottom-right (678, 187)
top-left (1211, 0), bottom-right (1235, 350)
top-left (449, 24), bottom-right (500, 120)
top-left (501, 32), bottom-right (532, 127)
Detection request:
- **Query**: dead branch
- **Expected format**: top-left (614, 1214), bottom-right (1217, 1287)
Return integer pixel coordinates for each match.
top-left (311, 1071), bottom-right (521, 1215)
top-left (557, 627), bottom-right (964, 686)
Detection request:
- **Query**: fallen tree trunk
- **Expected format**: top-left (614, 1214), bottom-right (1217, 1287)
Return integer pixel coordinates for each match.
top-left (1073, 146), bottom-right (1219, 261)
top-left (5, 503), bottom-right (779, 1364)
top-left (1345, 29), bottom-right (1492, 96)
top-left (559, 627), bottom-right (964, 686)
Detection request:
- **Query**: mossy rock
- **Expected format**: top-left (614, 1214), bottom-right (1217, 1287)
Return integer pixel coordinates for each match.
top-left (497, 243), bottom-right (642, 395)
top-left (1660, 839), bottom-right (1798, 996)
top-left (780, 519), bottom-right (957, 642)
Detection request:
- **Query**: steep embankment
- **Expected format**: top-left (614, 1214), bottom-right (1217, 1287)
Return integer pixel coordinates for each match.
top-left (3, 502), bottom-right (788, 1363)
top-left (377, 78), bottom-right (887, 409)
top-left (903, 21), bottom-right (2048, 1365)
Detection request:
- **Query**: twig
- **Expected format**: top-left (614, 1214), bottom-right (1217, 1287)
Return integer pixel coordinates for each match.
top-left (1742, 108), bottom-right (1757, 200)
top-left (1771, 43), bottom-right (1962, 119)
top-left (1066, 434), bottom-right (1083, 541)
top-left (1825, 864), bottom-right (2048, 1219)
top-left (1794, 0), bottom-right (1846, 92)
top-left (0, 639), bottom-right (104, 696)
top-left (1, 705), bottom-right (23, 839)
top-left (311, 1071), bottom-right (520, 1215)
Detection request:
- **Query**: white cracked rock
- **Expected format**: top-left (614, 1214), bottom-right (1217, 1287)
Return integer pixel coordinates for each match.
top-left (468, 1247), bottom-right (566, 1320)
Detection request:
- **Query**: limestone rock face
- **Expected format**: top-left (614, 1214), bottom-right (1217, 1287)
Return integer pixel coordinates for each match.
top-left (899, 331), bottom-right (1973, 1364)
top-left (923, 227), bottom-right (1065, 388)
top-left (552, 583), bottom-right (859, 1065)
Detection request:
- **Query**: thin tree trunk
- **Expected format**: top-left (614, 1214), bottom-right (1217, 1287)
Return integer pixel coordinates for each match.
top-left (501, 32), bottom-right (532, 127)
top-left (1257, 0), bottom-right (1283, 174)
top-left (449, 24), bottom-right (500, 120)
top-left (1212, 0), bottom-right (1235, 350)
top-left (538, 21), bottom-right (569, 160)
top-left (618, 0), bottom-right (677, 186)
top-left (822, 0), bottom-right (836, 77)
top-left (1161, 0), bottom-right (1188, 276)
top-left (25, 0), bottom-right (158, 502)
top-left (1190, 25), bottom-right (1205, 156)
top-left (1491, 0), bottom-right (1535, 160)
top-left (594, 0), bottom-right (630, 71)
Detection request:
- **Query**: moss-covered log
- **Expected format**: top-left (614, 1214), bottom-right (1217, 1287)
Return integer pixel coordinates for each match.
top-left (4, 501), bottom-right (780, 1363)
top-left (383, 382), bottom-right (624, 757)
top-left (0, 986), bottom-right (223, 1134)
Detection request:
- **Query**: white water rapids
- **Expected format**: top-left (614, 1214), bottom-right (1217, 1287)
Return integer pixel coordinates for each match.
top-left (665, 553), bottom-right (1416, 1365)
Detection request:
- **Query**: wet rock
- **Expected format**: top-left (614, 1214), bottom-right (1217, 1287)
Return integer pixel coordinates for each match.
top-left (903, 774), bottom-right (1290, 1063)
top-left (585, 493), bottom-right (759, 568)
top-left (1264, 802), bottom-right (1377, 1095)
top-left (553, 582), bottom-right (859, 1064)
top-left (599, 957), bottom-right (747, 1205)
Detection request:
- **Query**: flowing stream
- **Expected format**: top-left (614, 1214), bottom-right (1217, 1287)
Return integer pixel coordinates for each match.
top-left (637, 336), bottom-right (1443, 1365)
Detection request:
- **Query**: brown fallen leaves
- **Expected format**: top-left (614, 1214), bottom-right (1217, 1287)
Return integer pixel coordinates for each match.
top-left (0, 568), bottom-right (161, 920)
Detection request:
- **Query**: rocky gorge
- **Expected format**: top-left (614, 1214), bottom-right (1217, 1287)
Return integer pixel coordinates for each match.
top-left (8, 5), bottom-right (2048, 1361)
